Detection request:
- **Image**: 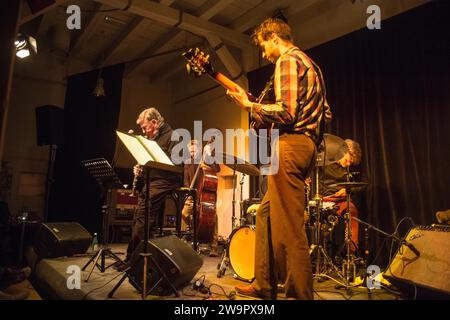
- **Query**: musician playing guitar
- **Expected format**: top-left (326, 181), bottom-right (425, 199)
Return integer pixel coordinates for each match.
top-left (184, 18), bottom-right (332, 299)
top-left (182, 139), bottom-right (221, 256)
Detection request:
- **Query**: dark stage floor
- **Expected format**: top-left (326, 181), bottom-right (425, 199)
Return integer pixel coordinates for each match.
top-left (25, 243), bottom-right (401, 301)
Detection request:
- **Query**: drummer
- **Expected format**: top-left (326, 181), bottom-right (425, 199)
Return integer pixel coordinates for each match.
top-left (320, 138), bottom-right (363, 252)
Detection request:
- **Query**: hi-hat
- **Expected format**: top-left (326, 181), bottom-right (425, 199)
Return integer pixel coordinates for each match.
top-left (217, 153), bottom-right (260, 176)
top-left (316, 134), bottom-right (349, 166)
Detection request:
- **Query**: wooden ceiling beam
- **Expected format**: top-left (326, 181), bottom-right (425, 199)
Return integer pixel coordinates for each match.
top-left (69, 3), bottom-right (106, 54)
top-left (230, 0), bottom-right (314, 33)
top-left (19, 0), bottom-right (68, 25)
top-left (125, 0), bottom-right (237, 77)
top-left (93, 0), bottom-right (176, 68)
top-left (94, 0), bottom-right (251, 48)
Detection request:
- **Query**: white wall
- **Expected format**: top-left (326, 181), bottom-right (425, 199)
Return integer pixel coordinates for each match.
top-left (4, 49), bottom-right (67, 219)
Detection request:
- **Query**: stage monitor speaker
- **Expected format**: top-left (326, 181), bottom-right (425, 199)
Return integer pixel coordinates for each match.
top-left (384, 225), bottom-right (450, 299)
top-left (35, 222), bottom-right (92, 259)
top-left (35, 105), bottom-right (64, 146)
top-left (128, 235), bottom-right (203, 296)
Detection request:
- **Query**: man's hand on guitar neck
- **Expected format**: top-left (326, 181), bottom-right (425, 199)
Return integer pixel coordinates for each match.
top-left (226, 85), bottom-right (252, 112)
top-left (227, 85), bottom-right (266, 125)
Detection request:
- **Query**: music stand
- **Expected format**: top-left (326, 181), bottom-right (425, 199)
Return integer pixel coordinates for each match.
top-left (108, 130), bottom-right (182, 299)
top-left (81, 158), bottom-right (124, 282)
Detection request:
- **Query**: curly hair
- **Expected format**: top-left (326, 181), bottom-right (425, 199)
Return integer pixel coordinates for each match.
top-left (345, 139), bottom-right (362, 165)
top-left (252, 18), bottom-right (293, 45)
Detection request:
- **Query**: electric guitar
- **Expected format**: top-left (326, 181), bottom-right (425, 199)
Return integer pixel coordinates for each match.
top-left (182, 47), bottom-right (271, 129)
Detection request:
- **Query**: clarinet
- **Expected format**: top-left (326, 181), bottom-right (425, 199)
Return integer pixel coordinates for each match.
top-left (130, 165), bottom-right (140, 197)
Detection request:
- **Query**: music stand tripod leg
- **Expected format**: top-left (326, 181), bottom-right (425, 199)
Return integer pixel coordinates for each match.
top-left (108, 265), bottom-right (132, 298)
top-left (85, 249), bottom-right (102, 282)
top-left (82, 249), bottom-right (99, 271)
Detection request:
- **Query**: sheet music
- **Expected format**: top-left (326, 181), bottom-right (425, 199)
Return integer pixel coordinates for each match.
top-left (137, 136), bottom-right (174, 166)
top-left (116, 131), bottom-right (154, 165)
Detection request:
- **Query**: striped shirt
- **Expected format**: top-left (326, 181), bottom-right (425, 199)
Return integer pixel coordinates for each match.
top-left (252, 46), bottom-right (331, 140)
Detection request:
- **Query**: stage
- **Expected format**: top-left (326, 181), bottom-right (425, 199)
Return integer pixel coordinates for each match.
top-left (24, 243), bottom-right (401, 301)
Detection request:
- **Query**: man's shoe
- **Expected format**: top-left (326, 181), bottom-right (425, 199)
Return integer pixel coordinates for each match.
top-left (235, 284), bottom-right (271, 299)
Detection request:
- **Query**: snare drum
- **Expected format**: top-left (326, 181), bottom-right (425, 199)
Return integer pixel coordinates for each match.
top-left (228, 226), bottom-right (256, 281)
top-left (307, 201), bottom-right (339, 225)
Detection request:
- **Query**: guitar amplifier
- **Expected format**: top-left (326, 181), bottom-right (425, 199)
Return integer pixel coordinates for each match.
top-left (384, 225), bottom-right (450, 298)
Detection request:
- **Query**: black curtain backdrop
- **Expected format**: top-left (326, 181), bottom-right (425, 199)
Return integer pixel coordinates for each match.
top-left (48, 64), bottom-right (124, 236)
top-left (248, 1), bottom-right (450, 267)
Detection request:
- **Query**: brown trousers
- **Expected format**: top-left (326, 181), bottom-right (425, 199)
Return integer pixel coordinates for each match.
top-left (252, 133), bottom-right (316, 300)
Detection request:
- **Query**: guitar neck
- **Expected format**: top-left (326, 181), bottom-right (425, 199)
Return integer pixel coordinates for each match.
top-left (208, 71), bottom-right (255, 101)
top-left (207, 71), bottom-right (236, 91)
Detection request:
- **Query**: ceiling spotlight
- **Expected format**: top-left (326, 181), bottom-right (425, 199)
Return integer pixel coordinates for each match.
top-left (15, 33), bottom-right (37, 59)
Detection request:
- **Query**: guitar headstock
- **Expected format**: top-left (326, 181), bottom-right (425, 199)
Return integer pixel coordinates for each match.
top-left (182, 48), bottom-right (213, 77)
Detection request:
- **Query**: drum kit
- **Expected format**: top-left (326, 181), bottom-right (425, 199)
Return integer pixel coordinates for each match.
top-left (308, 134), bottom-right (368, 289)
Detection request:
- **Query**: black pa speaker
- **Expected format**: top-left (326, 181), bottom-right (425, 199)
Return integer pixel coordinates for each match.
top-left (35, 105), bottom-right (64, 146)
top-left (384, 225), bottom-right (450, 299)
top-left (128, 235), bottom-right (203, 295)
top-left (35, 222), bottom-right (92, 258)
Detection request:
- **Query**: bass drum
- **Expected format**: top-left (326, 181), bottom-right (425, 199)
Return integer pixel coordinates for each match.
top-left (228, 226), bottom-right (256, 282)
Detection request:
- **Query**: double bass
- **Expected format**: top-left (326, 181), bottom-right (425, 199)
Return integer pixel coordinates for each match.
top-left (189, 138), bottom-right (218, 243)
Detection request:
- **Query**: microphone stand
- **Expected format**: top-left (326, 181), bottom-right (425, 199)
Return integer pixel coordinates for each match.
top-left (351, 216), bottom-right (420, 257)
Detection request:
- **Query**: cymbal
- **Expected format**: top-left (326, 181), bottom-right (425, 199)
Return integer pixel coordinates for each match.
top-left (316, 134), bottom-right (348, 166)
top-left (217, 153), bottom-right (260, 176)
top-left (247, 204), bottom-right (260, 215)
top-left (329, 182), bottom-right (368, 190)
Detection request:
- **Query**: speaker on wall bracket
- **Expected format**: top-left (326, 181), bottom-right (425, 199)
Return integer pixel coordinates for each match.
top-left (384, 224), bottom-right (450, 299)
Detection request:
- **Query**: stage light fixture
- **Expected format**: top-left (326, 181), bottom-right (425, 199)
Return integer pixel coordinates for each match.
top-left (15, 33), bottom-right (37, 59)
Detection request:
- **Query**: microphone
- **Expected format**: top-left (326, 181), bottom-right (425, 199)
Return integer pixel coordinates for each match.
top-left (403, 240), bottom-right (420, 257)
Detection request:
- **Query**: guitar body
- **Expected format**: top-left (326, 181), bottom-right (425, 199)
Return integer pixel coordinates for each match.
top-left (196, 168), bottom-right (218, 243)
